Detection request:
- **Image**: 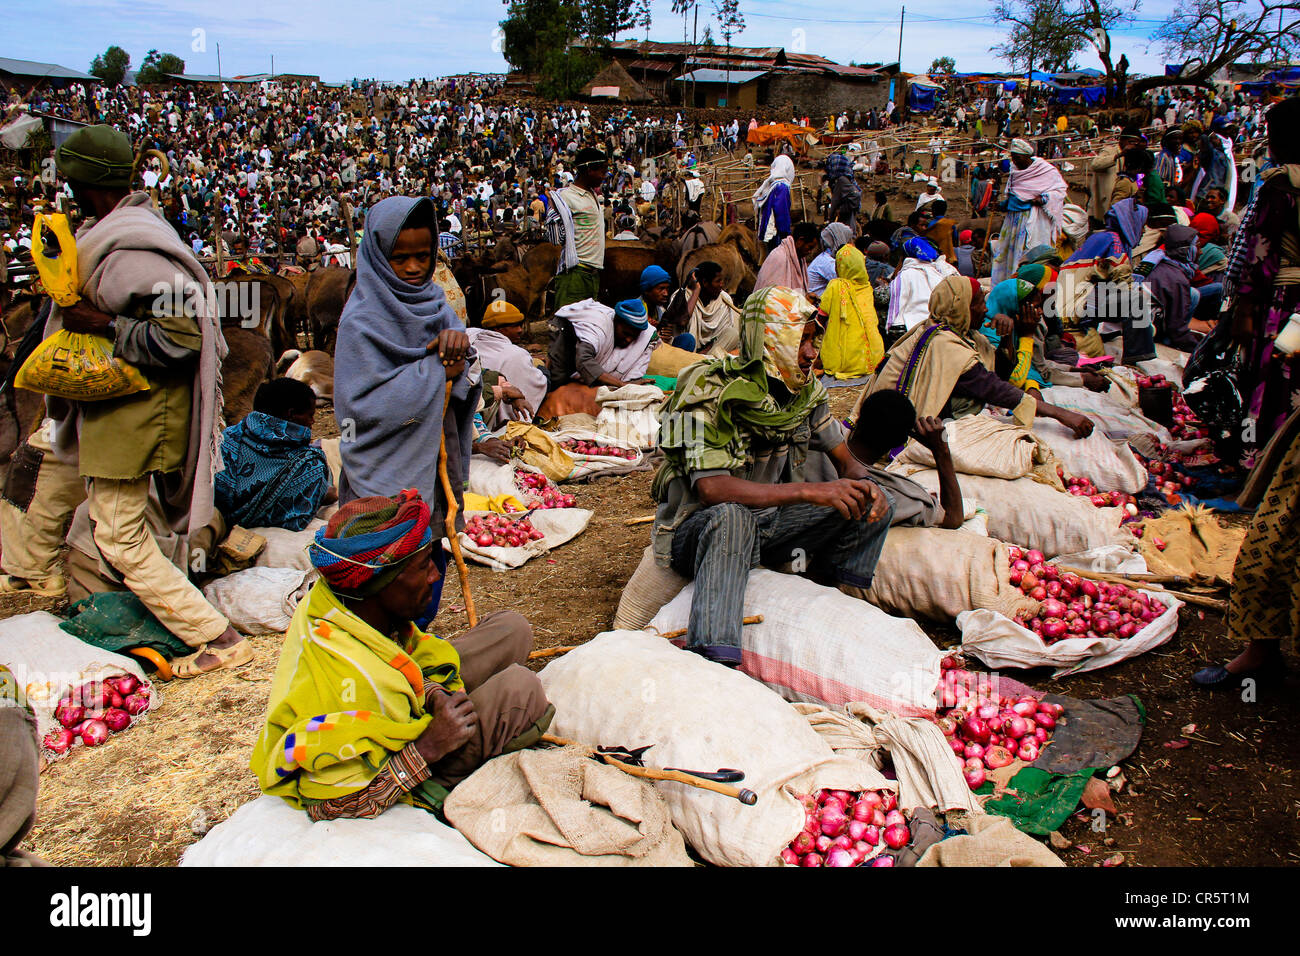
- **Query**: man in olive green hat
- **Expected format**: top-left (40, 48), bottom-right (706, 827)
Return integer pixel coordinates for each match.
top-left (0, 124), bottom-right (248, 679)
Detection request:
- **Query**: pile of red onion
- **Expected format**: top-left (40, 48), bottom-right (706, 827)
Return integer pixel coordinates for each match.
top-left (1056, 466), bottom-right (1138, 515)
top-left (782, 788), bottom-right (909, 867)
top-left (512, 470), bottom-right (577, 509)
top-left (43, 675), bottom-right (151, 754)
top-left (1007, 545), bottom-right (1168, 643)
top-left (560, 439), bottom-right (637, 460)
top-left (464, 513), bottom-right (545, 549)
top-left (1136, 374), bottom-right (1209, 442)
top-left (936, 659), bottom-right (1060, 788)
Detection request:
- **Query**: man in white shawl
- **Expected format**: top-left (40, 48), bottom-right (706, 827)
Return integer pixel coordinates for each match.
top-left (466, 299), bottom-right (548, 427)
top-left (990, 138), bottom-right (1067, 283)
top-left (662, 260), bottom-right (741, 357)
top-left (885, 236), bottom-right (959, 336)
top-left (545, 297), bottom-right (655, 392)
top-left (0, 125), bottom-right (246, 678)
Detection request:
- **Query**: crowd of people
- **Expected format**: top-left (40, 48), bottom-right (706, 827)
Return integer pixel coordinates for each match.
top-left (1, 70), bottom-right (1298, 852)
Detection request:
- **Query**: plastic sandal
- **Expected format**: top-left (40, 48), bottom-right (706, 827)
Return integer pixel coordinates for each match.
top-left (171, 639), bottom-right (254, 679)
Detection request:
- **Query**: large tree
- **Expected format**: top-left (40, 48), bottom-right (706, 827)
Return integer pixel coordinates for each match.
top-left (991, 0), bottom-right (1137, 99)
top-left (135, 49), bottom-right (186, 85)
top-left (930, 56), bottom-right (957, 75)
top-left (89, 45), bottom-right (130, 87)
top-left (586, 0), bottom-right (639, 42)
top-left (1131, 0), bottom-right (1300, 99)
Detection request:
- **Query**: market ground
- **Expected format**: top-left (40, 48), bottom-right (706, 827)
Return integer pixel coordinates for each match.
top-left (13, 389), bottom-right (1299, 868)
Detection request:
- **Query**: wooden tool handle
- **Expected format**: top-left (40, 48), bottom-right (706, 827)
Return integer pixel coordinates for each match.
top-left (439, 379), bottom-right (477, 628)
top-left (655, 614), bottom-right (763, 642)
top-left (528, 644), bottom-right (579, 661)
top-left (541, 735), bottom-right (757, 805)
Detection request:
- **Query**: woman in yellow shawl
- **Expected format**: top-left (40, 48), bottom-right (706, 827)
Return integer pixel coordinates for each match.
top-left (818, 245), bottom-right (885, 379)
top-left (854, 275), bottom-right (1095, 438)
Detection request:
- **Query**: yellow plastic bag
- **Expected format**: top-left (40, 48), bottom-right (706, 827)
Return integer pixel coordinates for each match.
top-left (16, 331), bottom-right (150, 401)
top-left (31, 213), bottom-right (81, 307)
top-left (463, 492), bottom-right (526, 515)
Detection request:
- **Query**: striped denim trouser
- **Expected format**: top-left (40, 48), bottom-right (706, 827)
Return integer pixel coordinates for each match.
top-left (669, 497), bottom-right (895, 659)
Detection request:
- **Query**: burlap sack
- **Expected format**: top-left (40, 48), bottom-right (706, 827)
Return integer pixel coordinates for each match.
top-left (647, 344), bottom-right (703, 378)
top-left (1030, 416), bottom-right (1148, 493)
top-left (443, 747), bottom-right (693, 867)
top-left (917, 813), bottom-right (1064, 867)
top-left (613, 545), bottom-right (690, 630)
top-left (1137, 504), bottom-right (1245, 585)
top-left (502, 421), bottom-right (575, 481)
top-left (890, 415), bottom-right (1044, 481)
top-left (850, 527), bottom-right (1038, 623)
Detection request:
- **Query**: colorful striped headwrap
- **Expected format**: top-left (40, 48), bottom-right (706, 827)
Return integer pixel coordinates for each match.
top-left (309, 489), bottom-right (433, 598)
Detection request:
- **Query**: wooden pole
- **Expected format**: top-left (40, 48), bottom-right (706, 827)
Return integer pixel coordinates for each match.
top-left (341, 198), bottom-right (357, 267)
top-left (213, 190), bottom-right (225, 276)
top-left (439, 380), bottom-right (478, 628)
top-left (654, 615), bottom-right (763, 642)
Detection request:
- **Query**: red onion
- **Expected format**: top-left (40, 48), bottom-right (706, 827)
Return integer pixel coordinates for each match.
top-left (1033, 726), bottom-right (1049, 743)
top-left (102, 708), bottom-right (130, 732)
top-left (43, 728), bottom-right (76, 754)
top-left (820, 805), bottom-right (848, 837)
top-left (976, 702), bottom-right (998, 721)
top-left (871, 856), bottom-right (896, 867)
top-left (1003, 715), bottom-right (1029, 739)
top-left (1041, 619), bottom-right (1067, 640)
top-left (780, 847), bottom-right (800, 865)
top-left (1013, 700), bottom-right (1038, 717)
top-left (55, 702), bottom-right (85, 730)
top-left (826, 848), bottom-right (855, 867)
top-left (1026, 549), bottom-right (1045, 565)
top-left (983, 745), bottom-right (1014, 769)
top-left (964, 742), bottom-right (986, 760)
top-left (880, 791), bottom-right (898, 813)
top-left (883, 823), bottom-right (910, 849)
top-left (1017, 740), bottom-right (1040, 761)
top-left (1080, 580), bottom-right (1099, 598)
top-left (960, 715), bottom-right (991, 745)
top-left (792, 831), bottom-right (815, 855)
top-left (847, 820), bottom-right (869, 842)
top-left (1033, 711), bottom-right (1056, 729)
top-left (109, 673), bottom-right (140, 696)
top-left (801, 852), bottom-right (824, 867)
top-left (964, 765), bottom-right (986, 789)
top-left (816, 835), bottom-right (834, 853)
top-left (79, 719), bottom-right (109, 746)
top-left (870, 808), bottom-right (887, 827)
top-left (862, 825), bottom-right (880, 846)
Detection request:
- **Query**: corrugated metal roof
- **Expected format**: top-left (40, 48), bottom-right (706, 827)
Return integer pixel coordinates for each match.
top-left (612, 40), bottom-right (782, 58)
top-left (0, 57), bottom-right (95, 81)
top-left (675, 69), bottom-right (767, 85)
top-left (686, 55), bottom-right (779, 70)
top-left (166, 73), bottom-right (255, 83)
top-left (626, 59), bottom-right (675, 72)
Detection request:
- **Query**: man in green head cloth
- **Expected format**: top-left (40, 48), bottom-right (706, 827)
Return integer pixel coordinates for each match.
top-left (0, 125), bottom-right (245, 679)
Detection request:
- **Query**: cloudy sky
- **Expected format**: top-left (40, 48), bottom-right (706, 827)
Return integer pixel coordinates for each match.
top-left (7, 0), bottom-right (1191, 83)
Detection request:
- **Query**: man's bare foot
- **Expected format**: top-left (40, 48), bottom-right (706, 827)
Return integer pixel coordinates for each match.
top-left (1225, 640), bottom-right (1283, 674)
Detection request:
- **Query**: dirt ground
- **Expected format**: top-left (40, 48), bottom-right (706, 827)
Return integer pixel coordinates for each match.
top-left (16, 386), bottom-right (1298, 869)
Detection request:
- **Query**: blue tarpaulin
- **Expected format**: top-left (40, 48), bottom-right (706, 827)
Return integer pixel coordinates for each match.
top-left (1052, 85), bottom-right (1106, 106)
top-left (908, 83), bottom-right (940, 112)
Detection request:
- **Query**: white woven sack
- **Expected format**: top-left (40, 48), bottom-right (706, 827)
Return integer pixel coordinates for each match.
top-left (613, 545), bottom-right (690, 631)
top-left (451, 508), bottom-right (593, 571)
top-left (957, 589), bottom-right (1182, 677)
top-left (180, 795), bottom-right (499, 867)
top-left (1040, 383), bottom-right (1173, 444)
top-left (648, 570), bottom-right (944, 717)
top-left (594, 383), bottom-right (665, 449)
top-left (548, 427), bottom-right (646, 480)
top-left (539, 629), bottom-right (886, 867)
top-left (203, 567), bottom-right (314, 634)
top-left (254, 519), bottom-right (326, 572)
top-left (0, 611), bottom-right (159, 737)
top-left (1030, 415), bottom-right (1148, 493)
top-left (905, 470), bottom-right (1131, 559)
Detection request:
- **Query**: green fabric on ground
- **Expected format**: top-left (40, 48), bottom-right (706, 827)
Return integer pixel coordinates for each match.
top-left (59, 592), bottom-right (192, 661)
top-left (646, 375), bottom-right (677, 392)
top-left (980, 766), bottom-right (1097, 836)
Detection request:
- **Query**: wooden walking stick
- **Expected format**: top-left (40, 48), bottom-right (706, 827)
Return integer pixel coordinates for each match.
top-left (438, 379), bottom-right (478, 627)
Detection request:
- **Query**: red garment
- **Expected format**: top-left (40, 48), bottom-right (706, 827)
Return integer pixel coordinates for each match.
top-left (1190, 212), bottom-right (1220, 246)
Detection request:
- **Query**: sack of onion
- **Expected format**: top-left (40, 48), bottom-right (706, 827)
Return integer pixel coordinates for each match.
top-left (957, 546), bottom-right (1182, 675)
top-left (933, 658), bottom-right (1062, 788)
top-left (782, 788), bottom-right (908, 867)
top-left (455, 509), bottom-right (593, 571)
top-left (43, 675), bottom-right (153, 755)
